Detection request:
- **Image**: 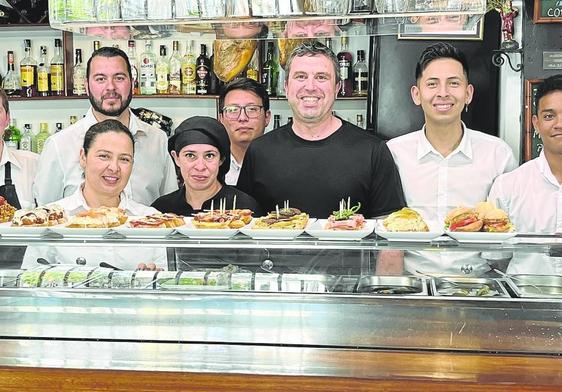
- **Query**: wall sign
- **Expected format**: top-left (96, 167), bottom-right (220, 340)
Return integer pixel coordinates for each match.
top-left (534, 0), bottom-right (562, 23)
top-left (543, 51), bottom-right (562, 69)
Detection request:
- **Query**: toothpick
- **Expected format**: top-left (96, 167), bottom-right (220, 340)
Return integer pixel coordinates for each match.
top-left (211, 200), bottom-right (214, 217)
top-left (233, 195), bottom-right (237, 211)
top-left (276, 204), bottom-right (279, 219)
top-left (347, 197), bottom-right (350, 210)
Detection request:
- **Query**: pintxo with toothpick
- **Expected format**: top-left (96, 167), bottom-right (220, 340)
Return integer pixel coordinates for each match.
top-left (192, 196), bottom-right (253, 229)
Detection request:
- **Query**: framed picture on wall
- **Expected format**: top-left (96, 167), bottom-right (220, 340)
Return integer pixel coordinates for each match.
top-left (523, 79), bottom-right (544, 162)
top-left (533, 0), bottom-right (562, 23)
top-left (398, 14), bottom-right (484, 40)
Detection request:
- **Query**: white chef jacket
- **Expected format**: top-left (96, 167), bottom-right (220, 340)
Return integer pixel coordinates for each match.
top-left (32, 108), bottom-right (178, 206)
top-left (22, 185), bottom-right (168, 270)
top-left (489, 152), bottom-right (562, 275)
top-left (225, 154), bottom-right (242, 186)
top-left (0, 143), bottom-right (39, 209)
top-left (387, 124), bottom-right (518, 276)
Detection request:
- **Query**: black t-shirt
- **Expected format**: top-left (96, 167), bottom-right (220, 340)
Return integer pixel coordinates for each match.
top-left (237, 121), bottom-right (405, 218)
top-left (151, 185), bottom-right (261, 215)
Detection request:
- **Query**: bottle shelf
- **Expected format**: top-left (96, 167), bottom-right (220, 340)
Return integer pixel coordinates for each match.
top-left (7, 94), bottom-right (367, 102)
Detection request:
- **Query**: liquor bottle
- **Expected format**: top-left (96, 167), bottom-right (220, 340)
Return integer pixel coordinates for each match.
top-left (127, 41), bottom-right (139, 95)
top-left (37, 46), bottom-right (49, 97)
top-left (20, 39), bottom-right (37, 98)
top-left (353, 50), bottom-right (368, 97)
top-left (337, 36), bottom-right (353, 97)
top-left (181, 40), bottom-right (196, 95)
top-left (273, 114), bottom-right (281, 129)
top-left (3, 118), bottom-right (20, 149)
top-left (34, 122), bottom-right (50, 154)
top-left (155, 45), bottom-right (169, 95)
top-left (55, 122), bottom-right (63, 133)
top-left (2, 51), bottom-right (20, 97)
top-left (195, 44), bottom-right (211, 95)
top-left (139, 41), bottom-right (156, 95)
top-left (20, 124), bottom-right (33, 151)
top-left (72, 49), bottom-right (86, 96)
top-left (246, 49), bottom-right (259, 82)
top-left (356, 114), bottom-right (364, 129)
top-left (261, 42), bottom-right (278, 97)
top-left (50, 38), bottom-right (64, 96)
top-left (69, 115), bottom-right (77, 125)
top-left (93, 41), bottom-right (101, 52)
top-left (168, 41), bottom-right (182, 95)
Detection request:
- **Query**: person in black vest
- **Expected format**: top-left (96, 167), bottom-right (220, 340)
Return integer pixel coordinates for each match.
top-left (0, 88), bottom-right (39, 267)
top-left (152, 116), bottom-right (259, 215)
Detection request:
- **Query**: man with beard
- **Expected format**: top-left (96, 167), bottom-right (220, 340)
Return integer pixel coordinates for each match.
top-left (33, 47), bottom-right (177, 206)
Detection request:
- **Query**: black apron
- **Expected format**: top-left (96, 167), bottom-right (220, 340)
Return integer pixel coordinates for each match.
top-left (0, 161), bottom-right (25, 268)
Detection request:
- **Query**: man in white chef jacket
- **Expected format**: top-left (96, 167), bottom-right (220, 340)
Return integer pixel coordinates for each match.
top-left (33, 46), bottom-right (177, 206)
top-left (489, 74), bottom-right (562, 275)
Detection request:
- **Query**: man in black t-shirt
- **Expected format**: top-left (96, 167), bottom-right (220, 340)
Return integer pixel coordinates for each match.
top-left (237, 41), bottom-right (405, 219)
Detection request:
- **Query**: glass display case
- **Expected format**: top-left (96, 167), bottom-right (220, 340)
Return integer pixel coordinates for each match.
top-left (0, 230), bottom-right (560, 387)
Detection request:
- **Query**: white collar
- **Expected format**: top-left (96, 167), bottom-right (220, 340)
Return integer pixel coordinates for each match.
top-left (417, 122), bottom-right (472, 161)
top-left (85, 108), bottom-right (143, 137)
top-left (537, 151), bottom-right (561, 187)
top-left (230, 154), bottom-right (241, 169)
top-left (67, 183), bottom-right (131, 211)
top-left (0, 143), bottom-right (22, 169)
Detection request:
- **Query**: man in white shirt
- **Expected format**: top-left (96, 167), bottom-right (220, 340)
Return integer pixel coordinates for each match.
top-left (33, 46), bottom-right (177, 206)
top-left (218, 78), bottom-right (270, 185)
top-left (387, 42), bottom-right (517, 276)
top-left (489, 75), bottom-right (562, 275)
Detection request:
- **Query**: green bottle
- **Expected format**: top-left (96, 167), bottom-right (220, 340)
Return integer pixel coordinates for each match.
top-left (34, 122), bottom-right (50, 154)
top-left (3, 118), bottom-right (21, 149)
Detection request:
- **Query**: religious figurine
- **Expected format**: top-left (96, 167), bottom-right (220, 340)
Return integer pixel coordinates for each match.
top-left (489, 0), bottom-right (519, 50)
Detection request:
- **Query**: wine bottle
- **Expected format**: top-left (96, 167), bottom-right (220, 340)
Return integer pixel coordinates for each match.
top-left (261, 42), bottom-right (278, 97)
top-left (195, 44), bottom-right (211, 95)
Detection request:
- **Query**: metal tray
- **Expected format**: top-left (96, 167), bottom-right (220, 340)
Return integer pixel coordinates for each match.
top-left (331, 275), bottom-right (360, 293)
top-left (281, 274), bottom-right (335, 293)
top-left (504, 274), bottom-right (562, 298)
top-left (430, 277), bottom-right (510, 298)
top-left (356, 276), bottom-right (427, 295)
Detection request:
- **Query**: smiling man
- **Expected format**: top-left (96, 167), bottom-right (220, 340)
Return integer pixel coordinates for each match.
top-left (33, 47), bottom-right (177, 206)
top-left (218, 78), bottom-right (270, 186)
top-left (386, 42), bottom-right (517, 276)
top-left (237, 41), bottom-right (405, 219)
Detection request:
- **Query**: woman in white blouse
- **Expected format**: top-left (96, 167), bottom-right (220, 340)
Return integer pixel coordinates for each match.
top-left (23, 120), bottom-right (166, 270)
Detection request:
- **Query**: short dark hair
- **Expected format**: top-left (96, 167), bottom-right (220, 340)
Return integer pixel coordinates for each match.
top-left (219, 78), bottom-right (270, 112)
top-left (86, 46), bottom-right (132, 80)
top-left (0, 88), bottom-right (9, 114)
top-left (415, 42), bottom-right (470, 82)
top-left (83, 119), bottom-right (135, 155)
top-left (285, 41), bottom-right (341, 84)
top-left (536, 74), bottom-right (562, 108)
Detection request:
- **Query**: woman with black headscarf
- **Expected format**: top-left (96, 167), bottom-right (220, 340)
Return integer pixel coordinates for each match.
top-left (152, 116), bottom-right (260, 215)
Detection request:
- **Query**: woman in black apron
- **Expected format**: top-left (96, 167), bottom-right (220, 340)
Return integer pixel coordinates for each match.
top-left (0, 161), bottom-right (26, 268)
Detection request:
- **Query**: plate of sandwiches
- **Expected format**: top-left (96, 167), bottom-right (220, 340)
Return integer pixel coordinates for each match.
top-left (113, 213), bottom-right (185, 238)
top-left (374, 207), bottom-right (444, 242)
top-left (239, 207), bottom-right (314, 240)
top-left (176, 209), bottom-right (254, 239)
top-left (0, 205), bottom-right (67, 236)
top-left (444, 203), bottom-right (517, 243)
top-left (305, 200), bottom-right (376, 240)
top-left (49, 207), bottom-right (128, 237)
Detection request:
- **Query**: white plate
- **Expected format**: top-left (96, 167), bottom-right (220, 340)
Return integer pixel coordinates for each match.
top-left (48, 225), bottom-right (111, 237)
top-left (305, 219), bottom-right (376, 241)
top-left (0, 222), bottom-right (49, 236)
top-left (375, 221), bottom-right (444, 242)
top-left (111, 216), bottom-right (176, 238)
top-left (239, 218), bottom-right (316, 240)
top-left (175, 217), bottom-right (240, 239)
top-left (446, 231), bottom-right (517, 243)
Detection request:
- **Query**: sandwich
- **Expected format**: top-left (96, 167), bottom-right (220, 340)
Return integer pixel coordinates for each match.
top-left (325, 201), bottom-right (365, 230)
top-left (482, 208), bottom-right (513, 233)
top-left (382, 207), bottom-right (429, 232)
top-left (67, 207), bottom-right (127, 228)
top-left (192, 209), bottom-right (253, 229)
top-left (474, 201), bottom-right (495, 220)
top-left (445, 207), bottom-right (483, 232)
top-left (253, 207), bottom-right (309, 229)
top-left (129, 213), bottom-right (185, 229)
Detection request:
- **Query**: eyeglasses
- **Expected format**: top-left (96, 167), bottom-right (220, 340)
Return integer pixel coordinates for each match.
top-left (221, 105), bottom-right (264, 120)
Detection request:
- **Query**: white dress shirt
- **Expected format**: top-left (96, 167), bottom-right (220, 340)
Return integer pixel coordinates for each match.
top-left (225, 154), bottom-right (242, 186)
top-left (489, 152), bottom-right (562, 275)
top-left (0, 143), bottom-right (39, 209)
top-left (387, 125), bottom-right (517, 276)
top-left (32, 108), bottom-right (178, 206)
top-left (22, 185), bottom-right (167, 270)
